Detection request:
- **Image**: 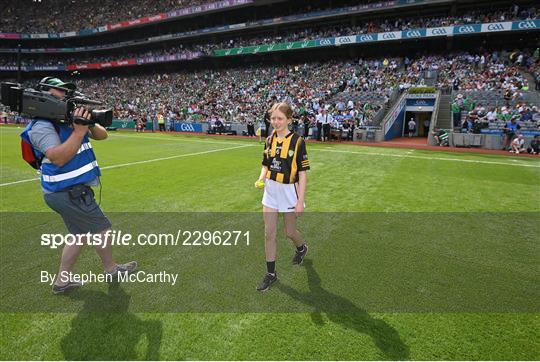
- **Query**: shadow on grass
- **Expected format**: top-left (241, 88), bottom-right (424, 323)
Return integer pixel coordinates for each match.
top-left (276, 260), bottom-right (409, 360)
top-left (60, 282), bottom-right (162, 360)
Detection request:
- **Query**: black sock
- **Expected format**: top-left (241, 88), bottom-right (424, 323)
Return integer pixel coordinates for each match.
top-left (296, 244), bottom-right (305, 252)
top-left (266, 261), bottom-right (276, 274)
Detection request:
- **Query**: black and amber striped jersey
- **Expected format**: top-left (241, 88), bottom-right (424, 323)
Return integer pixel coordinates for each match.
top-left (262, 131), bottom-right (310, 184)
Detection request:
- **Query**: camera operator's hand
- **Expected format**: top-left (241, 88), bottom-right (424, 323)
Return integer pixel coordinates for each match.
top-left (73, 107), bottom-right (92, 129)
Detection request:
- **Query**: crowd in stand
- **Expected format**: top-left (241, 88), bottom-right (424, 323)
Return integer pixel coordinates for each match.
top-left (1, 58), bottom-right (419, 128)
top-left (2, 50), bottom-right (538, 129)
top-left (436, 50), bottom-right (538, 93)
top-left (2, 0), bottom-right (209, 33)
top-left (72, 59), bottom-right (409, 128)
top-left (450, 80), bottom-right (540, 154)
top-left (2, 51), bottom-right (539, 149)
top-left (453, 94), bottom-right (539, 128)
top-left (3, 6), bottom-right (539, 69)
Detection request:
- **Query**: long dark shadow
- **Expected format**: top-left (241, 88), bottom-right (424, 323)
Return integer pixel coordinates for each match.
top-left (276, 260), bottom-right (410, 360)
top-left (60, 282), bottom-right (163, 360)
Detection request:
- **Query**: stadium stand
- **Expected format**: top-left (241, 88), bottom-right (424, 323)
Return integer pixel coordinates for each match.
top-left (1, 0), bottom-right (539, 150)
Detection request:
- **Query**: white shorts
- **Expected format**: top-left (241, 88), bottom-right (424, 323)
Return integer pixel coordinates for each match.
top-left (262, 179), bottom-right (300, 212)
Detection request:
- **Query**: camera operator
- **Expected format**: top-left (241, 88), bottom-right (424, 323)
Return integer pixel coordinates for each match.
top-left (23, 77), bottom-right (137, 294)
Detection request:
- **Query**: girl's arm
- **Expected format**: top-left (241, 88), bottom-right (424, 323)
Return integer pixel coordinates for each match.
top-left (258, 166), bottom-right (268, 181)
top-left (295, 171), bottom-right (307, 215)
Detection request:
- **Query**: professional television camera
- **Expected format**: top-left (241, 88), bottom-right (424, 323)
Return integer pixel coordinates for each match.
top-left (0, 77), bottom-right (112, 127)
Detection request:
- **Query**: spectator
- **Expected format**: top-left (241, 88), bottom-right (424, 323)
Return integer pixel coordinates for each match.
top-left (407, 117), bottom-right (416, 137)
top-left (502, 115), bottom-right (521, 150)
top-left (423, 118), bottom-right (430, 137)
top-left (157, 112), bottom-right (165, 132)
top-left (432, 128), bottom-right (449, 146)
top-left (527, 135), bottom-right (540, 155)
top-left (452, 98), bottom-right (462, 128)
top-left (246, 119), bottom-right (255, 137)
top-left (510, 134), bottom-right (526, 154)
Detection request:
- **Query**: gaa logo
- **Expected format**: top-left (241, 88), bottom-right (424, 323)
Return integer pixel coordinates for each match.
top-left (337, 36), bottom-right (354, 44)
top-left (381, 32), bottom-right (397, 39)
top-left (180, 123), bottom-right (196, 132)
top-left (268, 45), bottom-right (275, 51)
top-left (518, 21), bottom-right (537, 29)
top-left (406, 30), bottom-right (422, 37)
top-left (254, 47), bottom-right (260, 53)
top-left (359, 34), bottom-right (375, 42)
top-left (286, 43), bottom-right (294, 49)
top-left (457, 26), bottom-right (475, 33)
top-left (320, 39), bottom-right (332, 46)
top-left (301, 41), bottom-right (309, 48)
top-left (431, 28), bottom-right (447, 35)
top-left (225, 50), bottom-right (231, 55)
top-left (487, 23), bottom-right (504, 31)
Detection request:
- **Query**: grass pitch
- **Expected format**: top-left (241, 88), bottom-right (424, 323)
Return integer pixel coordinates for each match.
top-left (1, 125), bottom-right (539, 360)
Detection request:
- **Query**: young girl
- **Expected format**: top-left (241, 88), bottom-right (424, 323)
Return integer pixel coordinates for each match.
top-left (254, 102), bottom-right (310, 291)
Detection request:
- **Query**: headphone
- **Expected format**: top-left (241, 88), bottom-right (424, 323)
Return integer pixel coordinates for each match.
top-left (37, 76), bottom-right (75, 94)
top-left (36, 76), bottom-right (55, 91)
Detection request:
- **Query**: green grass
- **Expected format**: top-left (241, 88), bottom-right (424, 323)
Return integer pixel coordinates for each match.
top-left (1, 125), bottom-right (539, 360)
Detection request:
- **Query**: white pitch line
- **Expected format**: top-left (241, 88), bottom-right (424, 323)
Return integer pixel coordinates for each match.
top-left (0, 144), bottom-right (252, 187)
top-left (0, 177), bottom-right (39, 186)
top-left (314, 148), bottom-right (540, 168)
top-left (1, 126), bottom-right (252, 146)
top-left (101, 144), bottom-right (251, 170)
top-left (108, 133), bottom-right (251, 146)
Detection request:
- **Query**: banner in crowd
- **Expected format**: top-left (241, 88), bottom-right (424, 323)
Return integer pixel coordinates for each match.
top-left (0, 52), bottom-right (203, 72)
top-left (136, 52), bottom-right (202, 65)
top-left (481, 129), bottom-right (540, 136)
top-left (0, 65), bottom-right (67, 71)
top-left (213, 19), bottom-right (540, 56)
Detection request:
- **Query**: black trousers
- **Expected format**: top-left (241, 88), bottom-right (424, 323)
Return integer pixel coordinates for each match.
top-left (317, 123), bottom-right (322, 140)
top-left (323, 124), bottom-right (331, 139)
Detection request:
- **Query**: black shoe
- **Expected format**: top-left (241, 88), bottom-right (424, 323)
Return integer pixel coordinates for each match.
top-left (292, 244), bottom-right (308, 265)
top-left (52, 281), bottom-right (82, 295)
top-left (256, 272), bottom-right (277, 292)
